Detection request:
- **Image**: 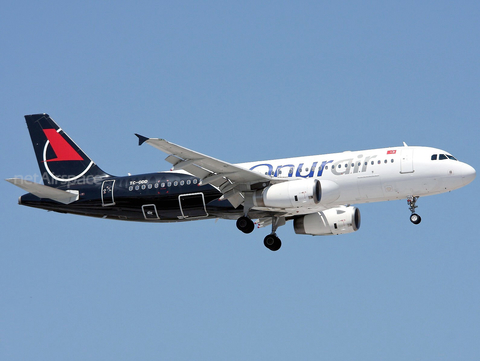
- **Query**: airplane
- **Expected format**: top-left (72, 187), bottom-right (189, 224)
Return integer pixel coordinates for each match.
top-left (6, 114), bottom-right (476, 251)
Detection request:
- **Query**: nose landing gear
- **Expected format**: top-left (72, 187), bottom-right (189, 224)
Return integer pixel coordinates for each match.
top-left (407, 196), bottom-right (422, 224)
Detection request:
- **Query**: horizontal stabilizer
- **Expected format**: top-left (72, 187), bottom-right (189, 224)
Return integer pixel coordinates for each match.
top-left (6, 178), bottom-right (79, 204)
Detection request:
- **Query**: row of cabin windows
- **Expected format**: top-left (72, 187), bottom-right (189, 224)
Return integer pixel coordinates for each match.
top-left (276, 159), bottom-right (395, 174)
top-left (128, 178), bottom-right (198, 191)
top-left (431, 154), bottom-right (457, 161)
top-left (330, 159), bottom-right (395, 169)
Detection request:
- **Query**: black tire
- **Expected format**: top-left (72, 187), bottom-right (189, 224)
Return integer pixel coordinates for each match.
top-left (410, 213), bottom-right (422, 225)
top-left (264, 234), bottom-right (281, 251)
top-left (236, 216), bottom-right (255, 233)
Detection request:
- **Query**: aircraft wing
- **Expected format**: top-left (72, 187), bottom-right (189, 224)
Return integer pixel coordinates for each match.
top-left (136, 135), bottom-right (280, 208)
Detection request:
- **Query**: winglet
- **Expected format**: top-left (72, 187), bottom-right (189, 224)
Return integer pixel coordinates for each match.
top-left (135, 134), bottom-right (149, 146)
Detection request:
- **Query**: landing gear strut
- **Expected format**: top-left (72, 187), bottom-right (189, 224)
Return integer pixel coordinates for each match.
top-left (263, 217), bottom-right (285, 251)
top-left (407, 196), bottom-right (422, 225)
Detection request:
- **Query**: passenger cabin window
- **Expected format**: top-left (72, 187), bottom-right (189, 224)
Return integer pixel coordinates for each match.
top-left (431, 154), bottom-right (437, 160)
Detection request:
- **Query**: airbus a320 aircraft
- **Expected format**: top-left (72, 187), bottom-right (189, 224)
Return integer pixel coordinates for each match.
top-left (7, 114), bottom-right (476, 251)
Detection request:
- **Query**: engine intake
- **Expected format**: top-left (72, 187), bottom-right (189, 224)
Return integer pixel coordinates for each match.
top-left (294, 206), bottom-right (361, 236)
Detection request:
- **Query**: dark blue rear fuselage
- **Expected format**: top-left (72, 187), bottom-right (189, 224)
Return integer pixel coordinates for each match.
top-left (19, 172), bottom-right (243, 222)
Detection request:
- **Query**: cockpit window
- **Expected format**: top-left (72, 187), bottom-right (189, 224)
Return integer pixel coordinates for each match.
top-left (432, 154), bottom-right (458, 161)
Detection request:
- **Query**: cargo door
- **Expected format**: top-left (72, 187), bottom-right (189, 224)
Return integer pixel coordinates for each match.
top-left (179, 193), bottom-right (208, 218)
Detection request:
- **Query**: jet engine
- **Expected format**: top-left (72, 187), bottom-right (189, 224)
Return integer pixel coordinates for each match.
top-left (293, 206), bottom-right (361, 236)
top-left (253, 179), bottom-right (340, 209)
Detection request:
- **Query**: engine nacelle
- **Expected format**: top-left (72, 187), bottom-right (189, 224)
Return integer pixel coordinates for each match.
top-left (253, 179), bottom-right (320, 208)
top-left (294, 206), bottom-right (361, 236)
top-left (253, 179), bottom-right (340, 209)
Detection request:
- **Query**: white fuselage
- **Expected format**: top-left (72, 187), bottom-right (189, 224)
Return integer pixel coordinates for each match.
top-left (237, 145), bottom-right (476, 216)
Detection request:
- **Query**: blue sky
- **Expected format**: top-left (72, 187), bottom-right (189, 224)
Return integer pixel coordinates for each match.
top-left (1, 1), bottom-right (479, 360)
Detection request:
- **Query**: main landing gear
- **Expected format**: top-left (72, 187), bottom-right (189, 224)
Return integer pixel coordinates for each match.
top-left (236, 215), bottom-right (285, 251)
top-left (264, 233), bottom-right (281, 251)
top-left (407, 196), bottom-right (422, 225)
top-left (236, 216), bottom-right (255, 234)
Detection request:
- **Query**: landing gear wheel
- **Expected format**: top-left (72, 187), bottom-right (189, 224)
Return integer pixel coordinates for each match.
top-left (264, 234), bottom-right (282, 251)
top-left (236, 216), bottom-right (255, 234)
top-left (407, 196), bottom-right (422, 225)
top-left (410, 213), bottom-right (422, 225)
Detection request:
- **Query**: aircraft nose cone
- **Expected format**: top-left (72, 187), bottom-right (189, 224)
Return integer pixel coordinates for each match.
top-left (461, 163), bottom-right (476, 186)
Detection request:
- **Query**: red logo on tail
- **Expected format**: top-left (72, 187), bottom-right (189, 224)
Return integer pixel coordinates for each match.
top-left (43, 129), bottom-right (84, 162)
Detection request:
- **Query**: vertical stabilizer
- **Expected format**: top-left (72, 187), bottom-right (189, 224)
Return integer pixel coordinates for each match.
top-left (25, 114), bottom-right (111, 187)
